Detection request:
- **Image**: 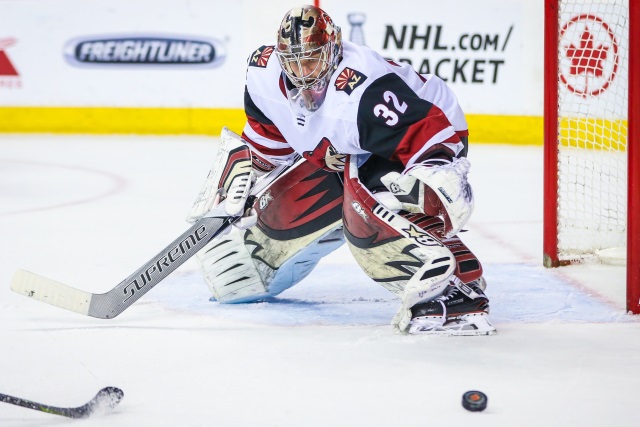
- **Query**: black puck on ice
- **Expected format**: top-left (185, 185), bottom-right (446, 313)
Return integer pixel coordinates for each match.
top-left (462, 390), bottom-right (487, 412)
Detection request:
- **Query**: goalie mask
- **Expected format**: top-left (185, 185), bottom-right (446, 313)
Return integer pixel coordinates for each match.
top-left (276, 6), bottom-right (342, 115)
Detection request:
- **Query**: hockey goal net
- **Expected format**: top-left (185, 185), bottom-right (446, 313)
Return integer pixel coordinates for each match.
top-left (544, 0), bottom-right (639, 313)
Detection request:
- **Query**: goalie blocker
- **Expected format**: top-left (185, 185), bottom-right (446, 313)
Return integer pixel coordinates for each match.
top-left (188, 130), bottom-right (495, 335)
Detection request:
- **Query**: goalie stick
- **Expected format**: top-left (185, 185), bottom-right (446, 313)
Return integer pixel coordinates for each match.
top-left (10, 162), bottom-right (290, 319)
top-left (11, 209), bottom-right (237, 319)
top-left (0, 386), bottom-right (124, 418)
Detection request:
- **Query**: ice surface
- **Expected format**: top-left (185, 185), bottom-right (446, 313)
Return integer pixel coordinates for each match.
top-left (0, 135), bottom-right (638, 427)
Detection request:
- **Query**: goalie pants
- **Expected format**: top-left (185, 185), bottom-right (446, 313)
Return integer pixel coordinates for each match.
top-left (206, 155), bottom-right (483, 302)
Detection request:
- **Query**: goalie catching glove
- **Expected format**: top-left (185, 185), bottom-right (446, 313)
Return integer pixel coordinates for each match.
top-left (380, 157), bottom-right (474, 238)
top-left (187, 127), bottom-right (257, 229)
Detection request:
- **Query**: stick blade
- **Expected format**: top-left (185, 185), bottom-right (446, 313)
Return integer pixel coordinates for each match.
top-left (77, 387), bottom-right (124, 418)
top-left (11, 269), bottom-right (92, 316)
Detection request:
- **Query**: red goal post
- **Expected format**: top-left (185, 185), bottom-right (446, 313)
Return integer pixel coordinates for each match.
top-left (544, 0), bottom-right (639, 314)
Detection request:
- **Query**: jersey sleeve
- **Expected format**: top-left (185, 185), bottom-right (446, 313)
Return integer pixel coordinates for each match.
top-left (356, 73), bottom-right (466, 167)
top-left (242, 85), bottom-right (296, 172)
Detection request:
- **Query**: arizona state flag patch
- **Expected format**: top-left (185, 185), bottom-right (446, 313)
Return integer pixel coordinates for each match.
top-left (249, 45), bottom-right (274, 68)
top-left (334, 67), bottom-right (367, 95)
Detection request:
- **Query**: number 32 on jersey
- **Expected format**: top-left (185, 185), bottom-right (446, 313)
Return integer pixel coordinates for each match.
top-left (374, 91), bottom-right (408, 126)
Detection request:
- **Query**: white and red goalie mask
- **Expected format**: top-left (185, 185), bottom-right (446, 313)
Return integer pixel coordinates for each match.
top-left (275, 5), bottom-right (342, 115)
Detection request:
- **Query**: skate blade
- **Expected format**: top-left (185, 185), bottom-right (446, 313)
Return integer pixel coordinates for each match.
top-left (408, 312), bottom-right (497, 336)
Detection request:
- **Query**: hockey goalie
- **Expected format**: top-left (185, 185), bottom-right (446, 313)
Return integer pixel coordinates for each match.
top-left (186, 5), bottom-right (496, 336)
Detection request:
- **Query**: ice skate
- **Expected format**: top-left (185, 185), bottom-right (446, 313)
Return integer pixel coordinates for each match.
top-left (408, 279), bottom-right (496, 336)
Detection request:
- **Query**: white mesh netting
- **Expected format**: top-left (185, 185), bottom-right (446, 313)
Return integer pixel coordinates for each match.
top-left (556, 0), bottom-right (629, 263)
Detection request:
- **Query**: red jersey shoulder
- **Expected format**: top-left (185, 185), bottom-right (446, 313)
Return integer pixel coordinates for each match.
top-left (334, 67), bottom-right (367, 95)
top-left (248, 45), bottom-right (275, 68)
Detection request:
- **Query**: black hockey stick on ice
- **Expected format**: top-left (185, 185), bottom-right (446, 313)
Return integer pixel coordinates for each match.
top-left (10, 163), bottom-right (290, 319)
top-left (0, 387), bottom-right (124, 418)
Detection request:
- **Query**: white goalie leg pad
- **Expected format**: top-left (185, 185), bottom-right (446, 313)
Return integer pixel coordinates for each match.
top-left (187, 127), bottom-right (254, 223)
top-left (381, 157), bottom-right (474, 238)
top-left (342, 155), bottom-right (458, 332)
top-left (359, 202), bottom-right (457, 333)
top-left (196, 230), bottom-right (267, 303)
top-left (196, 225), bottom-right (345, 304)
top-left (249, 225), bottom-right (345, 298)
top-left (366, 199), bottom-right (458, 307)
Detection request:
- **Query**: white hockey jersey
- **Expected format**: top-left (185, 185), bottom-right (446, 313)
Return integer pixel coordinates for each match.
top-left (242, 40), bottom-right (468, 173)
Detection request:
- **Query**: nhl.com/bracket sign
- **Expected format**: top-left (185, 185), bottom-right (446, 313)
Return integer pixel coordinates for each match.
top-left (378, 20), bottom-right (514, 85)
top-left (559, 14), bottom-right (620, 97)
top-left (64, 34), bottom-right (226, 67)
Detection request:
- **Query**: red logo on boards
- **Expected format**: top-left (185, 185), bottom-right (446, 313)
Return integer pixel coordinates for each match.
top-left (0, 38), bottom-right (19, 76)
top-left (0, 37), bottom-right (21, 89)
top-left (559, 14), bottom-right (619, 97)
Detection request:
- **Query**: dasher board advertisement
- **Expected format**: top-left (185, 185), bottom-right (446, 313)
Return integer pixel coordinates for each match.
top-left (322, 0), bottom-right (544, 116)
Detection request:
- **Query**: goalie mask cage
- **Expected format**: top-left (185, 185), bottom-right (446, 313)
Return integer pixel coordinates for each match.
top-left (544, 0), bottom-right (639, 314)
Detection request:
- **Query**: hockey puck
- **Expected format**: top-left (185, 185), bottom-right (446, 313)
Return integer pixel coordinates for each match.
top-left (462, 390), bottom-right (487, 412)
